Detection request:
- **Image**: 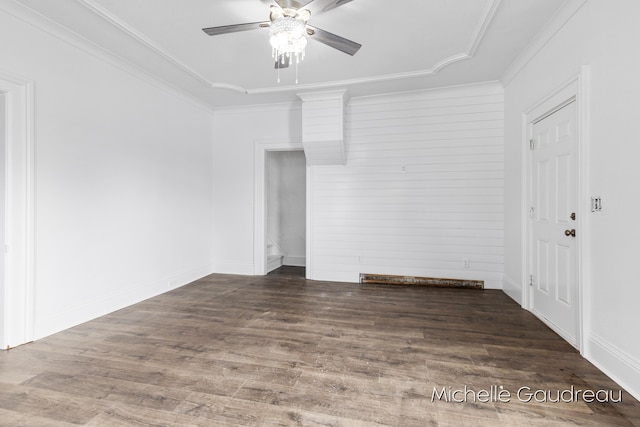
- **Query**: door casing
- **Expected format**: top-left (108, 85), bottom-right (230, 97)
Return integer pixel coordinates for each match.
top-left (254, 138), bottom-right (312, 278)
top-left (522, 66), bottom-right (590, 353)
top-left (0, 70), bottom-right (35, 349)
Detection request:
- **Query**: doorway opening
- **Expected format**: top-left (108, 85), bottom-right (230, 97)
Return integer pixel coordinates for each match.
top-left (253, 138), bottom-right (311, 278)
top-left (266, 150), bottom-right (306, 273)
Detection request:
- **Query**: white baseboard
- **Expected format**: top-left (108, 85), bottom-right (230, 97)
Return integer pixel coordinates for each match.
top-left (502, 274), bottom-right (523, 305)
top-left (167, 263), bottom-right (215, 290)
top-left (34, 262), bottom-right (215, 341)
top-left (586, 333), bottom-right (640, 401)
top-left (308, 270), bottom-right (357, 283)
top-left (212, 260), bottom-right (255, 276)
top-left (267, 255), bottom-right (283, 273)
top-left (283, 256), bottom-right (306, 267)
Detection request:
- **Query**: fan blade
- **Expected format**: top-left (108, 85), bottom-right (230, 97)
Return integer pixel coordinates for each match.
top-left (305, 0), bottom-right (354, 16)
top-left (279, 0), bottom-right (313, 9)
top-left (261, 0), bottom-right (313, 10)
top-left (275, 54), bottom-right (291, 69)
top-left (202, 22), bottom-right (269, 36)
top-left (306, 25), bottom-right (361, 56)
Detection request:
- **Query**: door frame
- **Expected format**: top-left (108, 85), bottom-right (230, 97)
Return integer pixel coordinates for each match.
top-left (254, 138), bottom-right (312, 278)
top-left (522, 66), bottom-right (590, 353)
top-left (0, 69), bottom-right (35, 349)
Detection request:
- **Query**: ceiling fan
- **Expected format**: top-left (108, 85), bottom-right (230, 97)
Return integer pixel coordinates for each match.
top-left (202, 0), bottom-right (361, 70)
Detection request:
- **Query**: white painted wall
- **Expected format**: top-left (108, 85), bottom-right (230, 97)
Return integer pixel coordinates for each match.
top-left (213, 83), bottom-right (504, 287)
top-left (310, 83), bottom-right (504, 286)
top-left (299, 91), bottom-right (347, 166)
top-left (0, 9), bottom-right (215, 340)
top-left (503, 0), bottom-right (640, 399)
top-left (1, 0), bottom-right (633, 403)
top-left (212, 104), bottom-right (302, 274)
top-left (267, 150), bottom-right (306, 266)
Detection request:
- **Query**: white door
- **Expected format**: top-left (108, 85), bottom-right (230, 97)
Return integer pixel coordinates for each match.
top-left (530, 99), bottom-right (579, 346)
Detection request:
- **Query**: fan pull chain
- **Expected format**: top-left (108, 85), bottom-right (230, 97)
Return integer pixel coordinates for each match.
top-left (272, 50), bottom-right (303, 84)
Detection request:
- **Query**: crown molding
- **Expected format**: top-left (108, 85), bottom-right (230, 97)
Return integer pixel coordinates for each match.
top-left (212, 99), bottom-right (301, 115)
top-left (76, 0), bottom-right (213, 88)
top-left (500, 0), bottom-right (589, 86)
top-left (226, 0), bottom-right (502, 95)
top-left (210, 82), bottom-right (249, 94)
top-left (0, 65), bottom-right (34, 86)
top-left (1, 0), bottom-right (215, 112)
top-left (5, 0), bottom-right (503, 104)
top-left (348, 80), bottom-right (503, 105)
top-left (296, 89), bottom-right (348, 102)
top-left (70, 0), bottom-right (500, 97)
top-left (467, 0), bottom-right (502, 56)
top-left (242, 52), bottom-right (471, 95)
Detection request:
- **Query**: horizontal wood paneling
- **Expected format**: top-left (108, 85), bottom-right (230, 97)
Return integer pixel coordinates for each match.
top-left (300, 92), bottom-right (346, 165)
top-left (310, 84), bottom-right (504, 287)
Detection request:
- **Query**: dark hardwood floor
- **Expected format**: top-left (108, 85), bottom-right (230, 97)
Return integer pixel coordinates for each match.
top-left (1, 266), bottom-right (639, 426)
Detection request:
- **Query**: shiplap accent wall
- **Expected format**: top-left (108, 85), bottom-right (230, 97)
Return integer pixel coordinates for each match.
top-left (299, 91), bottom-right (347, 165)
top-left (309, 83), bottom-right (504, 288)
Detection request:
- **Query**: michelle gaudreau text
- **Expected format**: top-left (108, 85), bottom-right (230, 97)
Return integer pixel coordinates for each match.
top-left (431, 385), bottom-right (622, 404)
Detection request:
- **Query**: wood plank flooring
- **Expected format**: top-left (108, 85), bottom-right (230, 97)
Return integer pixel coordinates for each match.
top-left (1, 266), bottom-right (639, 426)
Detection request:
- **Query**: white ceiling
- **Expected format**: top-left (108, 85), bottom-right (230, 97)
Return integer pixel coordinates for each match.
top-left (13, 0), bottom-right (566, 108)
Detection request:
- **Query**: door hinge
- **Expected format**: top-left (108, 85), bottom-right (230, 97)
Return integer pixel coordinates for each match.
top-left (591, 197), bottom-right (602, 212)
top-left (529, 274), bottom-right (534, 287)
top-left (529, 206), bottom-right (535, 219)
top-left (529, 139), bottom-right (535, 151)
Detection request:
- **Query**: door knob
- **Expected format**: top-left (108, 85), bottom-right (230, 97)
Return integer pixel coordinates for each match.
top-left (565, 229), bottom-right (576, 237)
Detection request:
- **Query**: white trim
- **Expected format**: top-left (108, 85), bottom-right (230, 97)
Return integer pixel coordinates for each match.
top-left (283, 256), bottom-right (306, 268)
top-left (522, 67), bottom-right (590, 353)
top-left (35, 262), bottom-right (214, 340)
top-left (501, 0), bottom-right (588, 86)
top-left (267, 255), bottom-right (283, 273)
top-left (305, 165), bottom-right (314, 280)
top-left (519, 111), bottom-right (530, 310)
top-left (246, 0), bottom-right (501, 95)
top-left (211, 260), bottom-right (255, 276)
top-left (0, 69), bottom-right (35, 349)
top-left (253, 138), bottom-right (308, 276)
top-left (467, 0), bottom-right (503, 56)
top-left (68, 0), bottom-right (501, 96)
top-left (502, 274), bottom-right (522, 306)
top-left (244, 53), bottom-right (479, 95)
top-left (0, 1), bottom-right (213, 113)
top-left (5, 0), bottom-right (502, 101)
top-left (76, 0), bottom-right (214, 89)
top-left (576, 66), bottom-right (591, 355)
top-left (297, 89), bottom-right (349, 103)
top-left (214, 101), bottom-right (299, 115)
top-left (349, 80), bottom-right (503, 105)
top-left (587, 334), bottom-right (640, 402)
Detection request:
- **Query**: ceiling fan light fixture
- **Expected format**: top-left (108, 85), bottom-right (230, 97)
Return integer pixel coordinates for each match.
top-left (202, 1), bottom-right (360, 84)
top-left (269, 16), bottom-right (307, 63)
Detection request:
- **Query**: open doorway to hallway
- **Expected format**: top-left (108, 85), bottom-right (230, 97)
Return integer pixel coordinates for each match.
top-left (265, 150), bottom-right (306, 273)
